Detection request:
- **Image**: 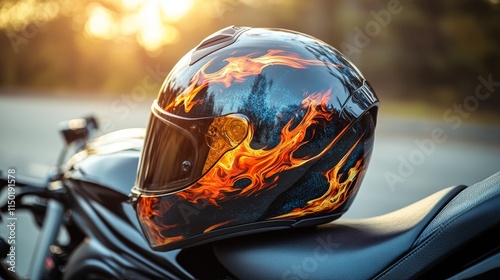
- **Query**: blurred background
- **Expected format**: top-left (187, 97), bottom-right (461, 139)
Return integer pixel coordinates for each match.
top-left (0, 1), bottom-right (500, 276)
top-left (1, 0), bottom-right (499, 109)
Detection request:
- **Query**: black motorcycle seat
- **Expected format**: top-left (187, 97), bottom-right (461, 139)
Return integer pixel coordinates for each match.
top-left (214, 171), bottom-right (500, 280)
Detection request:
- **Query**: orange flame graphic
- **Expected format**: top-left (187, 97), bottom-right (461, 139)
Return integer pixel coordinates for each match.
top-left (137, 196), bottom-right (184, 246)
top-left (138, 87), bottom-right (367, 247)
top-left (271, 135), bottom-right (366, 219)
top-left (203, 219), bottom-right (237, 233)
top-left (165, 50), bottom-right (338, 112)
top-left (176, 88), bottom-right (351, 206)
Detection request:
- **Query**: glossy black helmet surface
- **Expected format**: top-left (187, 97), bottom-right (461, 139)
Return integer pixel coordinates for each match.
top-left (132, 26), bottom-right (379, 251)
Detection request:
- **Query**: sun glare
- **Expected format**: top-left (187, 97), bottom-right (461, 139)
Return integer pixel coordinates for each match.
top-left (84, 0), bottom-right (193, 52)
top-left (86, 5), bottom-right (116, 40)
top-left (0, 0), bottom-right (59, 32)
top-left (160, 0), bottom-right (193, 22)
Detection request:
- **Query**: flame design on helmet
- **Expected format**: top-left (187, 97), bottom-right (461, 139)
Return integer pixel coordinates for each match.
top-left (137, 88), bottom-right (366, 246)
top-left (137, 197), bottom-right (185, 245)
top-left (164, 49), bottom-right (339, 113)
top-left (176, 89), bottom-right (340, 205)
top-left (271, 136), bottom-right (367, 219)
top-left (203, 219), bottom-right (237, 234)
top-left (136, 49), bottom-right (370, 248)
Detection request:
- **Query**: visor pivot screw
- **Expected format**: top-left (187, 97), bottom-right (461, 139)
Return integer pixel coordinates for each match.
top-left (181, 161), bottom-right (192, 172)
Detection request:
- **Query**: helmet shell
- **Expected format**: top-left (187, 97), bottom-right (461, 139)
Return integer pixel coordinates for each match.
top-left (133, 26), bottom-right (379, 251)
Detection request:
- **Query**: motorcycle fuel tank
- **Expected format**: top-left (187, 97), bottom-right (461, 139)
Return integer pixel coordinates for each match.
top-left (63, 128), bottom-right (144, 195)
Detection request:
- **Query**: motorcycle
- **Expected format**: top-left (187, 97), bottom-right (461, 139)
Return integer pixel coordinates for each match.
top-left (1, 116), bottom-right (499, 280)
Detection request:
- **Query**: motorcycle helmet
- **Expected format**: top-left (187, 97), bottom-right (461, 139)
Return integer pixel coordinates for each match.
top-left (132, 26), bottom-right (379, 251)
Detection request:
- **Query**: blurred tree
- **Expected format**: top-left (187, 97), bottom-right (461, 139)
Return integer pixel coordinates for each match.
top-left (387, 0), bottom-right (500, 109)
top-left (0, 0), bottom-right (498, 114)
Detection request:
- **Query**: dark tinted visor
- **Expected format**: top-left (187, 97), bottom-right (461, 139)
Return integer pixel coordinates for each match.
top-left (135, 101), bottom-right (249, 194)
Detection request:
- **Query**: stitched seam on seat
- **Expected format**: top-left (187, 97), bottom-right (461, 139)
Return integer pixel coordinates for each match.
top-left (374, 215), bottom-right (453, 279)
top-left (415, 185), bottom-right (499, 244)
top-left (374, 192), bottom-right (498, 280)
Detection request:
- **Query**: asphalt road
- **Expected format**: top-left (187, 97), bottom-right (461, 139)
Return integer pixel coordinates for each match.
top-left (0, 93), bottom-right (499, 277)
